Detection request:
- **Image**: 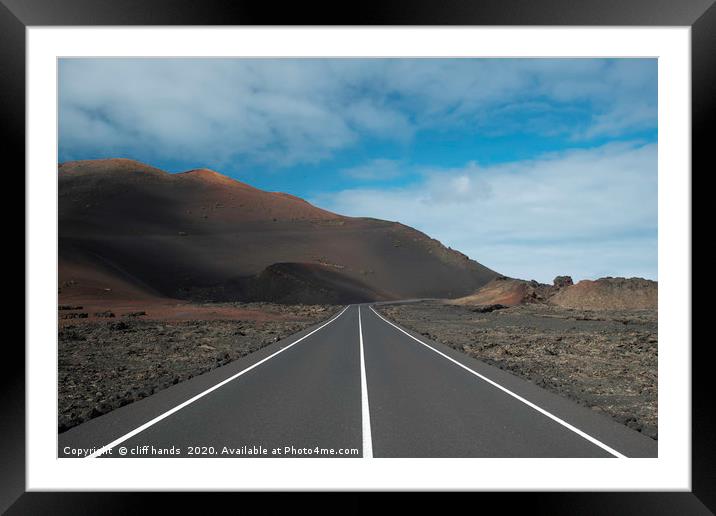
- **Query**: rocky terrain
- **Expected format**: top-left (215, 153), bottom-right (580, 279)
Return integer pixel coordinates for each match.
top-left (376, 301), bottom-right (658, 439)
top-left (58, 303), bottom-right (339, 432)
top-left (453, 275), bottom-right (657, 311)
top-left (550, 276), bottom-right (657, 310)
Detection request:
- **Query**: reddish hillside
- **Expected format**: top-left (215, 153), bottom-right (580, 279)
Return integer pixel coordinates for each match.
top-left (59, 159), bottom-right (498, 304)
top-left (451, 277), bottom-right (553, 306)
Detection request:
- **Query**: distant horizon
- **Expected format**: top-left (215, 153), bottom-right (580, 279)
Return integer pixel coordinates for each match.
top-left (59, 58), bottom-right (657, 283)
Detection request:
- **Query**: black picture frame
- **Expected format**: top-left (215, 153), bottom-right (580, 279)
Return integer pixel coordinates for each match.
top-left (5, 0), bottom-right (709, 513)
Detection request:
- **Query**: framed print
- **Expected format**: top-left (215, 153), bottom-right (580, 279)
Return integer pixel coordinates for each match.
top-left (5, 0), bottom-right (710, 512)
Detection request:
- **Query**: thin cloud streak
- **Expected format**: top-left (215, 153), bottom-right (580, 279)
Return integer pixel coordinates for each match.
top-left (340, 159), bottom-right (405, 181)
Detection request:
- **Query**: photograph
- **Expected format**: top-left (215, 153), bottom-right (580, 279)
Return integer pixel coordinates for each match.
top-left (56, 57), bottom-right (659, 459)
top-left (0, 0), bottom-right (708, 506)
top-left (6, 4), bottom-right (705, 508)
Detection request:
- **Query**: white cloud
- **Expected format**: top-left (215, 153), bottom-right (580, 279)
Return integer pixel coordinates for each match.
top-left (59, 58), bottom-right (657, 168)
top-left (344, 99), bottom-right (414, 141)
top-left (59, 59), bottom-right (362, 168)
top-left (420, 162), bottom-right (493, 204)
top-left (312, 142), bottom-right (657, 283)
top-left (579, 100), bottom-right (657, 139)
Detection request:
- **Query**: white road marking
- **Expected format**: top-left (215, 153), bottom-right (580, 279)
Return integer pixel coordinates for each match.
top-left (86, 305), bottom-right (350, 459)
top-left (369, 305), bottom-right (627, 459)
top-left (358, 306), bottom-right (374, 458)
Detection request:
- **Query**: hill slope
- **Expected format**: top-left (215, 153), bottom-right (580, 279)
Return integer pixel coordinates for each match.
top-left (451, 277), bottom-right (554, 306)
top-left (59, 159), bottom-right (498, 304)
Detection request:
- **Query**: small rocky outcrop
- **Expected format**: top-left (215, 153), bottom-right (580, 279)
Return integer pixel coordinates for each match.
top-left (550, 277), bottom-right (657, 310)
top-left (553, 275), bottom-right (574, 289)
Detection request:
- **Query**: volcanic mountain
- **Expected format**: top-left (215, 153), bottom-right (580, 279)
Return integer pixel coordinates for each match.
top-left (59, 159), bottom-right (498, 305)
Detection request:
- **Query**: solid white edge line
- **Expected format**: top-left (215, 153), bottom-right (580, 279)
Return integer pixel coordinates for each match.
top-left (358, 306), bottom-right (374, 458)
top-left (86, 305), bottom-right (350, 459)
top-left (369, 305), bottom-right (627, 459)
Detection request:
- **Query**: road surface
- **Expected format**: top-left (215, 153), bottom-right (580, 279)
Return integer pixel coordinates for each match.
top-left (59, 304), bottom-right (657, 458)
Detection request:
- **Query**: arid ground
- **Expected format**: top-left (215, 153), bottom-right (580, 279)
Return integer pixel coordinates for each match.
top-left (58, 302), bottom-right (339, 432)
top-left (376, 301), bottom-right (657, 439)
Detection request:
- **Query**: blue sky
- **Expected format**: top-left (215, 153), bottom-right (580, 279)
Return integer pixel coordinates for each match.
top-left (58, 58), bottom-right (657, 282)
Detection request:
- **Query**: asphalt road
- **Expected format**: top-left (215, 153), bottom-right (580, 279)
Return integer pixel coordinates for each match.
top-left (59, 304), bottom-right (657, 458)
